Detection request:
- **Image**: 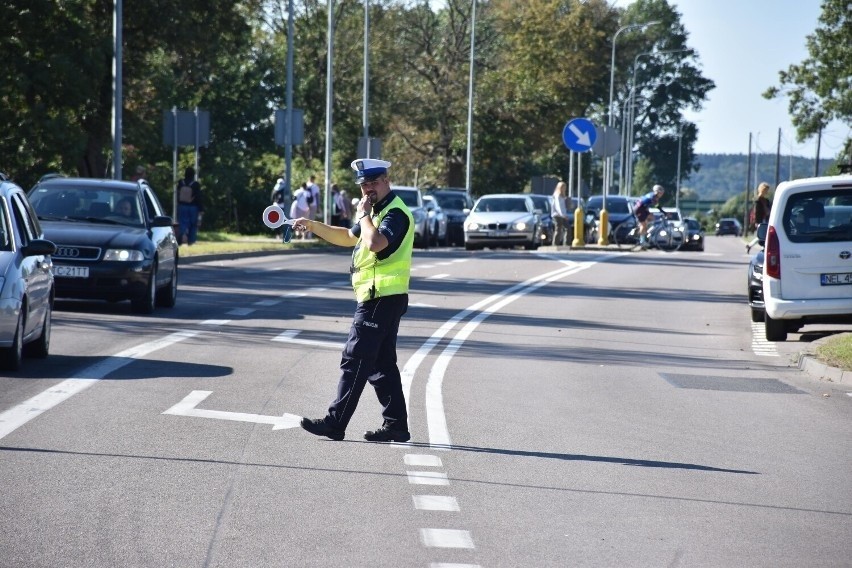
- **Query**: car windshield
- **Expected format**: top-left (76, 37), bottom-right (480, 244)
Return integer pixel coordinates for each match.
top-left (0, 200), bottom-right (10, 251)
top-left (783, 189), bottom-right (852, 243)
top-left (475, 198), bottom-right (529, 213)
top-left (686, 219), bottom-right (701, 230)
top-left (586, 198), bottom-right (630, 214)
top-left (394, 189), bottom-right (421, 208)
top-left (28, 185), bottom-right (145, 227)
top-left (530, 196), bottom-right (551, 212)
top-left (432, 194), bottom-right (471, 210)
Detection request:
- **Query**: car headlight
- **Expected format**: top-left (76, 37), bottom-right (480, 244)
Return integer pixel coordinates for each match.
top-left (751, 264), bottom-right (763, 281)
top-left (103, 249), bottom-right (145, 261)
top-left (514, 221), bottom-right (529, 231)
top-left (465, 221), bottom-right (480, 231)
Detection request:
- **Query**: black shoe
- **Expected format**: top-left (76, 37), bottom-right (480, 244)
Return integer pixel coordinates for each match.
top-left (300, 417), bottom-right (345, 441)
top-left (364, 424), bottom-right (410, 443)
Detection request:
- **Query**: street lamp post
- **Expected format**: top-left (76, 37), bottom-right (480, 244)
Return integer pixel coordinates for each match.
top-left (598, 20), bottom-right (659, 246)
top-left (465, 0), bottom-right (476, 196)
top-left (625, 48), bottom-right (692, 195)
top-left (605, 20), bottom-right (660, 194)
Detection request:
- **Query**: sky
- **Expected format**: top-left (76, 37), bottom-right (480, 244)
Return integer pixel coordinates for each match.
top-left (615, 0), bottom-right (847, 159)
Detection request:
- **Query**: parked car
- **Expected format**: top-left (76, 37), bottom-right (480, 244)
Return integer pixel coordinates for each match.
top-left (748, 245), bottom-right (765, 322)
top-left (758, 175), bottom-right (852, 341)
top-left (0, 174), bottom-right (56, 370)
top-left (464, 194), bottom-right (540, 251)
top-left (28, 176), bottom-right (179, 314)
top-left (422, 194), bottom-right (449, 246)
top-left (681, 217), bottom-right (705, 251)
top-left (527, 193), bottom-right (554, 246)
top-left (715, 218), bottom-right (742, 236)
top-left (584, 195), bottom-right (636, 244)
top-left (426, 188), bottom-right (474, 246)
top-left (391, 186), bottom-right (430, 248)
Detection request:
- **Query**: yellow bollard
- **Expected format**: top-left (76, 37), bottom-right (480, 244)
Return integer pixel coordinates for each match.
top-left (572, 206), bottom-right (585, 247)
top-left (597, 209), bottom-right (609, 246)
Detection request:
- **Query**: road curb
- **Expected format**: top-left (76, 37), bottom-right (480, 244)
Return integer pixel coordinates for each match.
top-left (797, 354), bottom-right (852, 385)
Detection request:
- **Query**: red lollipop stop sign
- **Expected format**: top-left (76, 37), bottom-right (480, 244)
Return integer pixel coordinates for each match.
top-left (263, 204), bottom-right (288, 229)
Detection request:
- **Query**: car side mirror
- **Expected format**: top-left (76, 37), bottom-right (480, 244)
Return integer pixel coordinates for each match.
top-left (152, 215), bottom-right (174, 227)
top-left (756, 222), bottom-right (768, 245)
top-left (22, 238), bottom-right (57, 257)
top-left (463, 208), bottom-right (471, 214)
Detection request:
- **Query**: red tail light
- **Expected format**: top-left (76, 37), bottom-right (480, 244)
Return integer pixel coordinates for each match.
top-left (766, 225), bottom-right (781, 279)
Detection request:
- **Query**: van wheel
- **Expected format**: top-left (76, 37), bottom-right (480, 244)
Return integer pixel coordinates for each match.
top-left (764, 313), bottom-right (787, 342)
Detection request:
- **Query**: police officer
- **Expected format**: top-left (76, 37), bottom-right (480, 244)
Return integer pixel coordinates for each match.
top-left (293, 158), bottom-right (414, 442)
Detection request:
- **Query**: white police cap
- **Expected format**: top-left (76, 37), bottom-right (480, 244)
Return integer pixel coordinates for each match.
top-left (351, 158), bottom-right (391, 184)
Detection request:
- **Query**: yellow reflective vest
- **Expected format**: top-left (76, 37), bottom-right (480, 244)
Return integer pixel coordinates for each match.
top-left (351, 195), bottom-right (414, 302)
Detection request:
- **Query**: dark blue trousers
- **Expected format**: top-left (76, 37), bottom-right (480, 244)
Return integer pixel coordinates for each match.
top-left (327, 294), bottom-right (409, 431)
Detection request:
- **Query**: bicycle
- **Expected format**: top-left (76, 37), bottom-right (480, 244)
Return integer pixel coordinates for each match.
top-left (615, 212), bottom-right (684, 252)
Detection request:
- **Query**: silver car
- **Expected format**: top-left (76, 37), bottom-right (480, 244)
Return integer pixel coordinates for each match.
top-left (391, 186), bottom-right (431, 248)
top-left (464, 194), bottom-right (541, 251)
top-left (0, 175), bottom-right (56, 371)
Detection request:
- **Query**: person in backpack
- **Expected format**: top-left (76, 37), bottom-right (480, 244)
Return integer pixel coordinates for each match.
top-left (176, 166), bottom-right (203, 245)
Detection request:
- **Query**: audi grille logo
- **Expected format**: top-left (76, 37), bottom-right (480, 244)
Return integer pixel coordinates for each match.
top-left (841, 251), bottom-right (851, 260)
top-left (55, 247), bottom-right (80, 258)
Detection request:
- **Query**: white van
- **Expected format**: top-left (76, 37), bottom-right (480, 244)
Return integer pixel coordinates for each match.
top-left (758, 175), bottom-right (852, 341)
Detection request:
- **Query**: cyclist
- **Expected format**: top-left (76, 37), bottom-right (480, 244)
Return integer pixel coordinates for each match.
top-left (632, 184), bottom-right (666, 250)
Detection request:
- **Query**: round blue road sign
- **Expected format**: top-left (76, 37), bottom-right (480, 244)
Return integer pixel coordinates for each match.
top-left (562, 118), bottom-right (597, 153)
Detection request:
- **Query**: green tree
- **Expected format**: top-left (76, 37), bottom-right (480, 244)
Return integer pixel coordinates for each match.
top-left (619, 0), bottom-right (714, 194)
top-left (763, 0), bottom-right (851, 148)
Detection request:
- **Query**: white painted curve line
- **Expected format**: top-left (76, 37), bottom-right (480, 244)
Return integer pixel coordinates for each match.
top-left (750, 322), bottom-right (779, 357)
top-left (272, 329), bottom-right (343, 350)
top-left (0, 330), bottom-right (201, 441)
top-left (420, 529), bottom-right (474, 549)
top-left (201, 319), bottom-right (231, 326)
top-left (427, 262), bottom-right (599, 448)
top-left (427, 274), bottom-right (450, 280)
top-left (400, 258), bottom-right (604, 418)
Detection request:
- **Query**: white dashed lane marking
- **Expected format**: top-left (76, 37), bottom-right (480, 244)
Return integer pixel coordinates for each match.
top-left (413, 495), bottom-right (460, 512)
top-left (405, 454), bottom-right (443, 467)
top-left (407, 471), bottom-right (450, 485)
top-left (420, 528), bottom-right (475, 549)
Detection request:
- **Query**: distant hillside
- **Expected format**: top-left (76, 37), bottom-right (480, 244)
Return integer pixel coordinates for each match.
top-left (685, 153), bottom-right (836, 201)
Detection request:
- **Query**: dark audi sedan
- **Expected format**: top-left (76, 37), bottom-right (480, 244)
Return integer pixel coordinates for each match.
top-left (28, 176), bottom-right (179, 314)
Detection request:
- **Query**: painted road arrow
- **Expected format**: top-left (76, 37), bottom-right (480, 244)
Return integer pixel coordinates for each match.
top-left (163, 390), bottom-right (301, 430)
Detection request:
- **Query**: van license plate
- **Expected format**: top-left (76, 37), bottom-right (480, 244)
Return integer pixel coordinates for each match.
top-left (820, 272), bottom-right (852, 285)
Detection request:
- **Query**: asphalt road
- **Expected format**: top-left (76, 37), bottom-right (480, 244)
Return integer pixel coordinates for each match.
top-left (1, 236), bottom-right (850, 567)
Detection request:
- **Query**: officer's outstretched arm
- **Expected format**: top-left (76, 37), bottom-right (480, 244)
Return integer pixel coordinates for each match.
top-left (296, 218), bottom-right (358, 247)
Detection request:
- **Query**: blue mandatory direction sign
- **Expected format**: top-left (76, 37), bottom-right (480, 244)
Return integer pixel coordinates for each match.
top-left (562, 117), bottom-right (597, 153)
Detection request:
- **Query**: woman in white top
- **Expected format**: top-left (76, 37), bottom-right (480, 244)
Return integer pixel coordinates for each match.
top-left (290, 183), bottom-right (310, 219)
top-left (551, 181), bottom-right (570, 246)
